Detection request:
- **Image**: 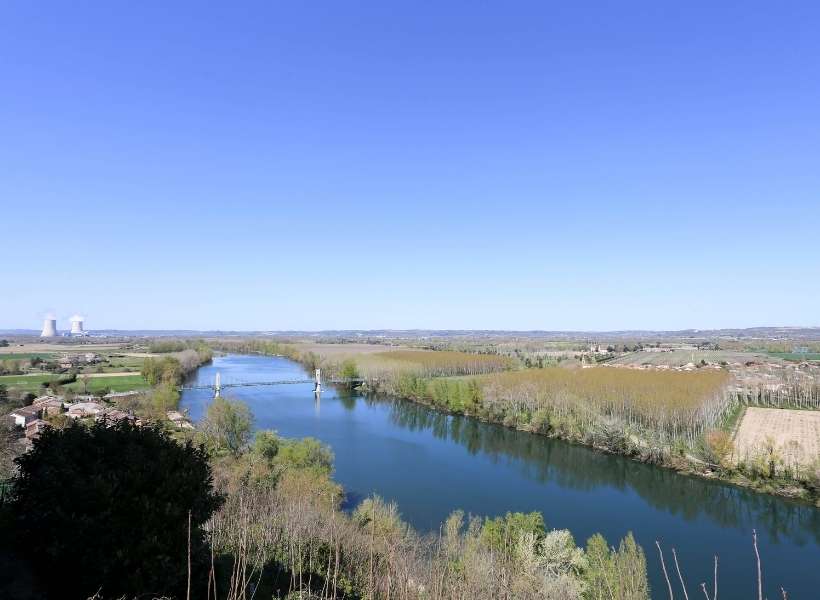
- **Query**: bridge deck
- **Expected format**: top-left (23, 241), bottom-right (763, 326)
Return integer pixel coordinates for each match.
top-left (180, 378), bottom-right (366, 391)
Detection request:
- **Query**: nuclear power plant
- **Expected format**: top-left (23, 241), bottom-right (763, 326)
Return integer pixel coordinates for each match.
top-left (37, 314), bottom-right (90, 337)
top-left (40, 317), bottom-right (58, 337)
top-left (70, 315), bottom-right (85, 335)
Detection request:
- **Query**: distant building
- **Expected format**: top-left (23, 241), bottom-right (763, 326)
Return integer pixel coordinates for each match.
top-left (67, 402), bottom-right (106, 419)
top-left (25, 419), bottom-right (50, 439)
top-left (40, 318), bottom-right (57, 337)
top-left (10, 405), bottom-right (42, 427)
top-left (70, 316), bottom-right (85, 336)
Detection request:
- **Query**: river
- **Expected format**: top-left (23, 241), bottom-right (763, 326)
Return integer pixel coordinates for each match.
top-left (180, 354), bottom-right (820, 599)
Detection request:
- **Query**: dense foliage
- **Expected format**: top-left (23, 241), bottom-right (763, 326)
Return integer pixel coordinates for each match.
top-left (207, 422), bottom-right (650, 600)
top-left (8, 421), bottom-right (223, 599)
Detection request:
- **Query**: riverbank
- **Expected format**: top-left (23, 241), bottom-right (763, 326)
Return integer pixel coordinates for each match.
top-left (393, 389), bottom-right (819, 504)
top-left (209, 341), bottom-right (818, 506)
top-left (180, 353), bottom-right (820, 598)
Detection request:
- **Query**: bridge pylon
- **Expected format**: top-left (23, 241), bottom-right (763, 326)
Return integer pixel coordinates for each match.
top-left (214, 372), bottom-right (221, 398)
top-left (314, 368), bottom-right (321, 394)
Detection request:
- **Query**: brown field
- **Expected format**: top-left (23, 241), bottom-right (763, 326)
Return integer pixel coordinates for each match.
top-left (733, 407), bottom-right (820, 468)
top-left (293, 343), bottom-right (403, 357)
top-left (609, 349), bottom-right (776, 367)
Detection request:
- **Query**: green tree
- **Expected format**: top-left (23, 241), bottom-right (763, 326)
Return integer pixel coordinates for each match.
top-left (141, 356), bottom-right (183, 386)
top-left (480, 511), bottom-right (546, 556)
top-left (583, 532), bottom-right (649, 600)
top-left (253, 429), bottom-right (280, 461)
top-left (9, 421), bottom-right (222, 599)
top-left (0, 420), bottom-right (18, 479)
top-left (151, 382), bottom-right (181, 415)
top-left (80, 374), bottom-right (90, 394)
top-left (202, 396), bottom-right (253, 456)
top-left (141, 357), bottom-right (161, 385)
top-left (276, 436), bottom-right (334, 474)
top-left (340, 358), bottom-right (359, 381)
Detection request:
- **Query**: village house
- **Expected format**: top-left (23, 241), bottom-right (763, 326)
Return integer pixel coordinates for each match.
top-left (67, 402), bottom-right (106, 419)
top-left (57, 353), bottom-right (102, 369)
top-left (9, 405), bottom-right (42, 427)
top-left (31, 395), bottom-right (66, 417)
top-left (25, 419), bottom-right (50, 440)
top-left (99, 408), bottom-right (134, 424)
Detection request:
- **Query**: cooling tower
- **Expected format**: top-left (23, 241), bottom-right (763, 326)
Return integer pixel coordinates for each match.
top-left (70, 315), bottom-right (84, 335)
top-left (41, 318), bottom-right (57, 337)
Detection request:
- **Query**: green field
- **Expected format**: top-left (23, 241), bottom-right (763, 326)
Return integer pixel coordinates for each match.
top-left (767, 352), bottom-right (820, 361)
top-left (65, 375), bottom-right (149, 393)
top-left (0, 374), bottom-right (58, 391)
top-left (0, 373), bottom-right (149, 394)
top-left (0, 353), bottom-right (56, 361)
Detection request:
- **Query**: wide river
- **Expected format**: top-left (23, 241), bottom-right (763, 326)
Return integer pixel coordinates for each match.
top-left (181, 354), bottom-right (820, 599)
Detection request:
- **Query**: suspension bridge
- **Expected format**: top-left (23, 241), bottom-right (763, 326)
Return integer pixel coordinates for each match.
top-left (179, 369), bottom-right (366, 397)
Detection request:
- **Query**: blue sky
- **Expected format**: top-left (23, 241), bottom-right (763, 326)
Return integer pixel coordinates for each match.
top-left (1, 2), bottom-right (818, 331)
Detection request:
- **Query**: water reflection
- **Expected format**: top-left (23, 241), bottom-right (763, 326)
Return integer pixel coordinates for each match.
top-left (379, 396), bottom-right (820, 546)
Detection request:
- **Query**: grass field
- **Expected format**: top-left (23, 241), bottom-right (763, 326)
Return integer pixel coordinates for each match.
top-left (0, 352), bottom-right (56, 361)
top-left (0, 374), bottom-right (57, 391)
top-left (0, 373), bottom-right (149, 394)
top-left (65, 375), bottom-right (149, 393)
top-left (767, 352), bottom-right (820, 362)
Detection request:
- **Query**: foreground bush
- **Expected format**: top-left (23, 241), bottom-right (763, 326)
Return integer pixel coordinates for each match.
top-left (8, 421), bottom-right (222, 599)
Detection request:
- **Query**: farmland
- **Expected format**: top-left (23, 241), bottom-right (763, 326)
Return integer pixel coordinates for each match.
top-left (0, 374), bottom-right (59, 392)
top-left (0, 339), bottom-right (213, 395)
top-left (608, 349), bottom-right (775, 368)
top-left (733, 407), bottom-right (820, 471)
top-left (0, 353), bottom-right (56, 361)
top-left (65, 374), bottom-right (149, 393)
top-left (0, 372), bottom-right (149, 394)
top-left (768, 352), bottom-right (820, 362)
top-left (219, 337), bottom-right (819, 503)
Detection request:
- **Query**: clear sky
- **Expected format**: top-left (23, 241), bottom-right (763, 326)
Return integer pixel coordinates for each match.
top-left (1, 2), bottom-right (818, 331)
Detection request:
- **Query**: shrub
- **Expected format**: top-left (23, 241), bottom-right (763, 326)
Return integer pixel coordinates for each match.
top-left (9, 421), bottom-right (222, 599)
top-left (201, 396), bottom-right (254, 457)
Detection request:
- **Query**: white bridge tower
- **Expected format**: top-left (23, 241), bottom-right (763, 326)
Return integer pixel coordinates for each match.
top-left (214, 372), bottom-right (221, 398)
top-left (314, 369), bottom-right (321, 394)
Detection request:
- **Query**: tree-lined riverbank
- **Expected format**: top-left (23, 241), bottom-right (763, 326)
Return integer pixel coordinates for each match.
top-left (180, 354), bottom-right (820, 599)
top-left (208, 341), bottom-right (820, 505)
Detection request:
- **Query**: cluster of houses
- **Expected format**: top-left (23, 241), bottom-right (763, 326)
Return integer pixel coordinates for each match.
top-left (8, 394), bottom-right (137, 449)
top-left (7, 392), bottom-right (194, 450)
top-left (57, 352), bottom-right (102, 370)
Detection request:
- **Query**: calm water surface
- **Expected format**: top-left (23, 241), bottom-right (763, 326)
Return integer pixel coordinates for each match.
top-left (181, 354), bottom-right (820, 599)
